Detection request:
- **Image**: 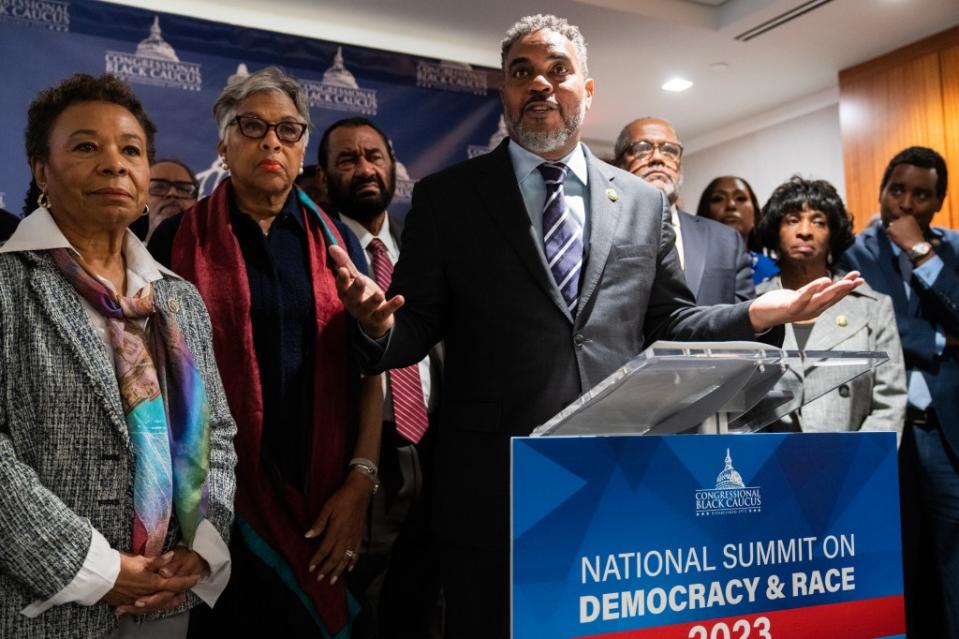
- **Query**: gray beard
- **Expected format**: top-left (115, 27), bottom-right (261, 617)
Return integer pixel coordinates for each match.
top-left (507, 99), bottom-right (585, 155)
top-left (652, 172), bottom-right (684, 205)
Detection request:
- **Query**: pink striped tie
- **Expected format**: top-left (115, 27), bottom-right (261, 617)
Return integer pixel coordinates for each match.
top-left (368, 238), bottom-right (429, 443)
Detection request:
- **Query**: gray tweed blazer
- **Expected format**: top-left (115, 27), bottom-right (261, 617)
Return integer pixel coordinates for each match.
top-left (0, 250), bottom-right (237, 638)
top-left (758, 275), bottom-right (906, 436)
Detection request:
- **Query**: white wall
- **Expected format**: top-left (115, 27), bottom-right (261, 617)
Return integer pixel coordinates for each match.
top-left (680, 97), bottom-right (846, 216)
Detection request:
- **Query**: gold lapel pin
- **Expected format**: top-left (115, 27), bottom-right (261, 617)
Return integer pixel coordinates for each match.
top-left (835, 315), bottom-right (848, 327)
top-left (606, 188), bottom-right (619, 202)
top-left (167, 298), bottom-right (181, 313)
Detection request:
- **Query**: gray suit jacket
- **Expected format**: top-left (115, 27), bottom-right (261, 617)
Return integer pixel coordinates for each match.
top-left (0, 251), bottom-right (237, 638)
top-left (677, 209), bottom-right (755, 304)
top-left (758, 275), bottom-right (906, 436)
top-left (366, 139), bottom-right (769, 547)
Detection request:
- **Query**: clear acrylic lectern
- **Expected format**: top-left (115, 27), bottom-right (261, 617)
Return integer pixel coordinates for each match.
top-left (532, 341), bottom-right (889, 436)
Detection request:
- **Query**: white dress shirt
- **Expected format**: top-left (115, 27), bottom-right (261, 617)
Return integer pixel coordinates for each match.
top-left (1, 208), bottom-right (230, 616)
top-left (669, 205), bottom-right (686, 271)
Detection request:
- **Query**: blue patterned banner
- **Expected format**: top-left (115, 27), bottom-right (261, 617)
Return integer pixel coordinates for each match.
top-left (0, 0), bottom-right (503, 217)
top-left (511, 433), bottom-right (904, 638)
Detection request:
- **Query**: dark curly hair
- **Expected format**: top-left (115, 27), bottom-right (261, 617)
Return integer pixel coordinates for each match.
top-left (695, 175), bottom-right (763, 252)
top-left (880, 146), bottom-right (948, 201)
top-left (25, 73), bottom-right (156, 168)
top-left (755, 176), bottom-right (855, 273)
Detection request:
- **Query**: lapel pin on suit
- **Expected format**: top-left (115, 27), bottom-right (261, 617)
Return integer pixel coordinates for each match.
top-left (606, 188), bottom-right (619, 202)
top-left (167, 298), bottom-right (180, 313)
top-left (835, 315), bottom-right (848, 327)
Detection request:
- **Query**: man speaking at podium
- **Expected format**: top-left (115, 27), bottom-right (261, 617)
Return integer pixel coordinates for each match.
top-left (330, 14), bottom-right (862, 638)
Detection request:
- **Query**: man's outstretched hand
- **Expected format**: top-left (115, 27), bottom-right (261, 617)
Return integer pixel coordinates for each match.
top-left (749, 271), bottom-right (864, 333)
top-left (330, 245), bottom-right (404, 339)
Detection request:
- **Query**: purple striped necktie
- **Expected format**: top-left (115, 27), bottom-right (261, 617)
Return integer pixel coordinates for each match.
top-left (368, 238), bottom-right (429, 444)
top-left (538, 161), bottom-right (583, 315)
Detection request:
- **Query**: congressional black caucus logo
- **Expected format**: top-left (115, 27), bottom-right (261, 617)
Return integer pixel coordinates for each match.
top-left (417, 60), bottom-right (488, 95)
top-left (695, 449), bottom-right (762, 517)
top-left (0, 0), bottom-right (69, 31)
top-left (104, 17), bottom-right (202, 91)
top-left (300, 47), bottom-right (377, 116)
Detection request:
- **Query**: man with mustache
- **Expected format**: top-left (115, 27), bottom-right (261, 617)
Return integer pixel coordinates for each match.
top-left (614, 117), bottom-right (754, 305)
top-left (330, 14), bottom-right (862, 638)
top-left (318, 117), bottom-right (442, 639)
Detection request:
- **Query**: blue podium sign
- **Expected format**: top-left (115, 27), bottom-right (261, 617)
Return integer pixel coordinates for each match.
top-left (511, 433), bottom-right (904, 639)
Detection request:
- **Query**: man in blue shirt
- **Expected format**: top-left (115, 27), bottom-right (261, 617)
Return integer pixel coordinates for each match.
top-left (842, 146), bottom-right (959, 638)
top-left (331, 14), bottom-right (863, 638)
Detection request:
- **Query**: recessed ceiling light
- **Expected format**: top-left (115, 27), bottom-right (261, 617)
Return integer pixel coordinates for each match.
top-left (662, 78), bottom-right (693, 92)
top-left (710, 62), bottom-right (730, 72)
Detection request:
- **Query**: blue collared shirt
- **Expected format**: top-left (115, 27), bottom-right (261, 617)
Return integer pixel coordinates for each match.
top-left (889, 229), bottom-right (946, 409)
top-left (507, 139), bottom-right (590, 248)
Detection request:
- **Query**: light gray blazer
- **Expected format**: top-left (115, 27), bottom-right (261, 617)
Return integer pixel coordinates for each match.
top-left (0, 251), bottom-right (237, 638)
top-left (758, 275), bottom-right (906, 436)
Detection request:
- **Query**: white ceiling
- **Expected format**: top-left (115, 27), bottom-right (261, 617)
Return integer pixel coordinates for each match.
top-left (109, 0), bottom-right (959, 153)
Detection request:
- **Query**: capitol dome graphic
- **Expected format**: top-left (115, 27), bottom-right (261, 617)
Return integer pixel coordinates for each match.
top-left (395, 161), bottom-right (411, 183)
top-left (715, 449), bottom-right (746, 490)
top-left (488, 116), bottom-right (508, 148)
top-left (322, 47), bottom-right (359, 88)
top-left (135, 17), bottom-right (179, 62)
top-left (228, 63), bottom-right (250, 86)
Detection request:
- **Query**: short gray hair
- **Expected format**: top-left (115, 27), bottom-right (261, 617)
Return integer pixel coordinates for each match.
top-left (212, 66), bottom-right (312, 145)
top-left (501, 14), bottom-right (588, 77)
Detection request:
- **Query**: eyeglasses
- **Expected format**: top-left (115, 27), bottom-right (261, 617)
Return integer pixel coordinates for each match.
top-left (149, 178), bottom-right (198, 198)
top-left (232, 115), bottom-right (308, 143)
top-left (623, 140), bottom-right (684, 162)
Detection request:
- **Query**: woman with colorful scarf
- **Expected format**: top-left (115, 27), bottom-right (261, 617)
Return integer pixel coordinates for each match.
top-left (149, 66), bottom-right (383, 638)
top-left (0, 74), bottom-right (237, 638)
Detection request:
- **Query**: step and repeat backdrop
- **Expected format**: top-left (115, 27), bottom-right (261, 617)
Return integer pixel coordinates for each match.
top-left (0, 0), bottom-right (506, 218)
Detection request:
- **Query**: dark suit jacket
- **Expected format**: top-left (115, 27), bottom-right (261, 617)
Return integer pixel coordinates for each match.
top-left (677, 209), bottom-right (755, 304)
top-left (0, 209), bottom-right (20, 243)
top-left (364, 139), bottom-right (769, 548)
top-left (842, 221), bottom-right (959, 454)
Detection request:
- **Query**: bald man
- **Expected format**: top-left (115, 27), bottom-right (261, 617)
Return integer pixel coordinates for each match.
top-left (614, 117), bottom-right (754, 304)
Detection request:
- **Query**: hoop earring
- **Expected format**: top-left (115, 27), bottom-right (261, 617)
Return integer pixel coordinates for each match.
top-left (141, 205), bottom-right (150, 217)
top-left (37, 189), bottom-right (50, 210)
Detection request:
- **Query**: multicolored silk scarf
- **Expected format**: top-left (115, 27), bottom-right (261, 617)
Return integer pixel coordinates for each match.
top-left (50, 248), bottom-right (210, 555)
top-left (169, 179), bottom-right (352, 636)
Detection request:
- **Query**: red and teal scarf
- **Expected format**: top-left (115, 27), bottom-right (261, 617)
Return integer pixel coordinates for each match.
top-left (170, 179), bottom-right (353, 636)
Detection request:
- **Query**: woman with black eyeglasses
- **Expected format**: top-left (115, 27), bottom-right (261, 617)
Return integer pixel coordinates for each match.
top-left (149, 66), bottom-right (381, 637)
top-left (128, 158), bottom-right (198, 243)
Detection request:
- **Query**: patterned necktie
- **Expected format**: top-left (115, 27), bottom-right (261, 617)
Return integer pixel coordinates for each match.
top-left (538, 162), bottom-right (583, 315)
top-left (368, 238), bottom-right (429, 444)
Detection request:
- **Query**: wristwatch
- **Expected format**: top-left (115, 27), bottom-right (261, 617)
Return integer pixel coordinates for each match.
top-left (908, 241), bottom-right (932, 262)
